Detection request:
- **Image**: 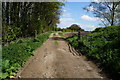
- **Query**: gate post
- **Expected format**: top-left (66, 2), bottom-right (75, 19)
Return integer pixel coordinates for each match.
top-left (78, 30), bottom-right (80, 40)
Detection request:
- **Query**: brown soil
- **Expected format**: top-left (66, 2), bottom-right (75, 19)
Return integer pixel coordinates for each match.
top-left (17, 33), bottom-right (107, 78)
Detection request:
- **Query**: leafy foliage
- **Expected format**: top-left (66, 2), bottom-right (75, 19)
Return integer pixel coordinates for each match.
top-left (66, 25), bottom-right (120, 79)
top-left (1, 32), bottom-right (51, 79)
top-left (2, 26), bottom-right (20, 45)
top-left (67, 24), bottom-right (82, 31)
top-left (84, 2), bottom-right (120, 26)
top-left (2, 2), bottom-right (64, 45)
top-left (58, 32), bottom-right (64, 36)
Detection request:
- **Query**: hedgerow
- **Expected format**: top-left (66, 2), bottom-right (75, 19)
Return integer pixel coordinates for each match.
top-left (1, 32), bottom-right (51, 79)
top-left (66, 25), bottom-right (120, 79)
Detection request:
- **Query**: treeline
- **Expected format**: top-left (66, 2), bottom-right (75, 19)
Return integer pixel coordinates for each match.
top-left (54, 24), bottom-right (85, 32)
top-left (2, 2), bottom-right (64, 45)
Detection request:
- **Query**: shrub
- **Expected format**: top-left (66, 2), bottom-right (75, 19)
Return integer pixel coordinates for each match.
top-left (66, 25), bottom-right (120, 79)
top-left (2, 26), bottom-right (21, 45)
top-left (1, 32), bottom-right (51, 79)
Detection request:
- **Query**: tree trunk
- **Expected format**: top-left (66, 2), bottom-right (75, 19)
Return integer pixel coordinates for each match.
top-left (111, 2), bottom-right (115, 26)
top-left (6, 2), bottom-right (9, 25)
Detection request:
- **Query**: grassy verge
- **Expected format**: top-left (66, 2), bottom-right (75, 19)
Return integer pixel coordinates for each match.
top-left (58, 32), bottom-right (63, 37)
top-left (53, 33), bottom-right (56, 36)
top-left (66, 25), bottom-right (120, 79)
top-left (1, 32), bottom-right (51, 79)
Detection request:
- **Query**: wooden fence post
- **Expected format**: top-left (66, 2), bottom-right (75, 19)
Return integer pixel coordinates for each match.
top-left (78, 30), bottom-right (81, 56)
top-left (78, 30), bottom-right (80, 40)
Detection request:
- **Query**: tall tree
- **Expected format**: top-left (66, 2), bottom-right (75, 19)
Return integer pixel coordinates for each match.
top-left (84, 0), bottom-right (120, 26)
top-left (2, 2), bottom-right (64, 45)
top-left (67, 24), bottom-right (84, 31)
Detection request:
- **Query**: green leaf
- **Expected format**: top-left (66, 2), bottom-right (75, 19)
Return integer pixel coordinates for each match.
top-left (2, 60), bottom-right (10, 70)
top-left (1, 73), bottom-right (9, 79)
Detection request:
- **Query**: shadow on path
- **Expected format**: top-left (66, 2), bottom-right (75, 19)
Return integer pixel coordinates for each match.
top-left (50, 37), bottom-right (65, 41)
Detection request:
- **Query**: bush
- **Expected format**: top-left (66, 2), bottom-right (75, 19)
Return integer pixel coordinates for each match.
top-left (92, 27), bottom-right (103, 33)
top-left (1, 32), bottom-right (51, 79)
top-left (66, 25), bottom-right (120, 79)
top-left (2, 26), bottom-right (21, 45)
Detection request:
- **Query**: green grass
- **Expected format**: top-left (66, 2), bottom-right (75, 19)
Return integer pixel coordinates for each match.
top-left (58, 32), bottom-right (63, 37)
top-left (66, 25), bottom-right (120, 79)
top-left (1, 32), bottom-right (51, 79)
top-left (53, 33), bottom-right (56, 36)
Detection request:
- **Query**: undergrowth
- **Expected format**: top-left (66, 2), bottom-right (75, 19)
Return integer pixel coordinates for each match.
top-left (66, 25), bottom-right (120, 79)
top-left (1, 32), bottom-right (51, 79)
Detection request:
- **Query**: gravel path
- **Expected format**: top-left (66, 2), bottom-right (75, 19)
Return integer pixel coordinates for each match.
top-left (18, 33), bottom-right (107, 78)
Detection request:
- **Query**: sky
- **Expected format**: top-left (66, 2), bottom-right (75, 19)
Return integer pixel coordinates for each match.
top-left (57, 2), bottom-right (103, 31)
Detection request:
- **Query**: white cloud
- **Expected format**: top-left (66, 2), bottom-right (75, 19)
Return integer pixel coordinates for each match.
top-left (62, 7), bottom-right (71, 17)
top-left (62, 7), bottom-right (67, 12)
top-left (58, 18), bottom-right (75, 28)
top-left (80, 24), bottom-right (97, 31)
top-left (85, 6), bottom-right (97, 11)
top-left (92, 0), bottom-right (100, 3)
top-left (58, 18), bottom-right (98, 31)
top-left (60, 18), bottom-right (74, 22)
top-left (92, 0), bottom-right (118, 2)
top-left (72, 23), bottom-right (97, 31)
top-left (81, 15), bottom-right (100, 21)
top-left (58, 17), bottom-right (99, 30)
top-left (62, 12), bottom-right (71, 17)
top-left (63, 9), bottom-right (67, 12)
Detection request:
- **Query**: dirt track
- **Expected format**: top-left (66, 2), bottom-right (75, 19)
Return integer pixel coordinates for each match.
top-left (18, 33), bottom-right (106, 78)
